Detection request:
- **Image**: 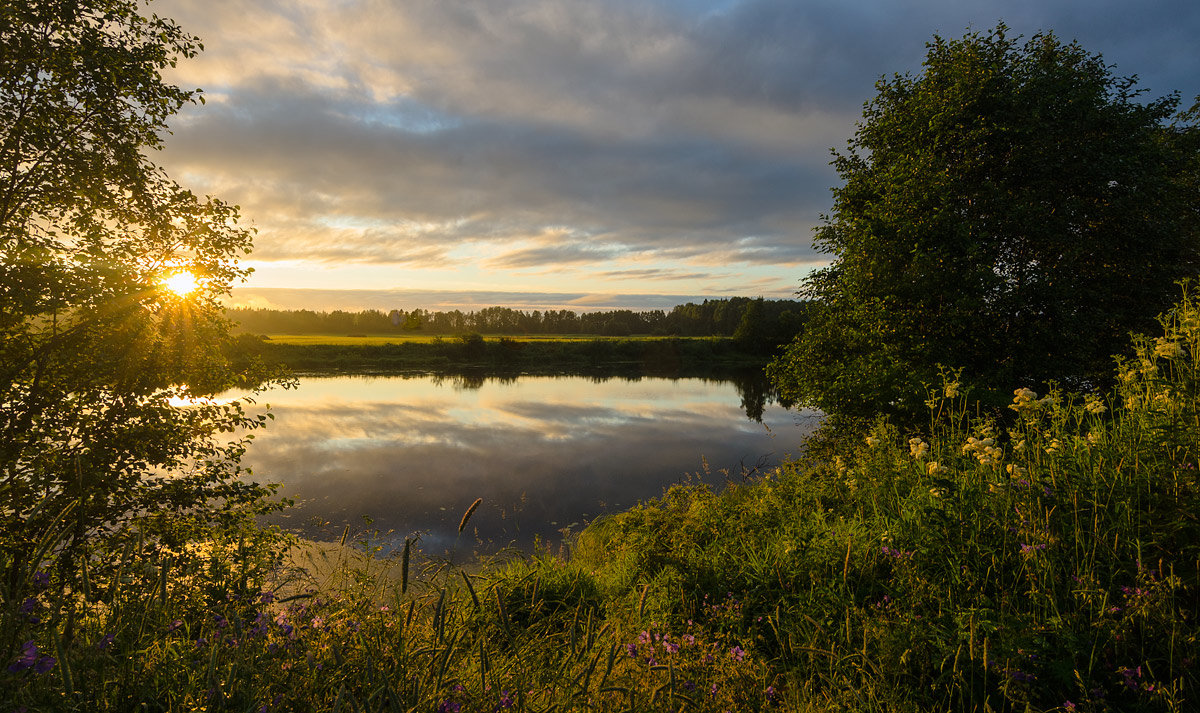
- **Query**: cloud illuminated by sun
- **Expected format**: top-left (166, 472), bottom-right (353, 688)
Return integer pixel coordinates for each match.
top-left (162, 270), bottom-right (200, 297)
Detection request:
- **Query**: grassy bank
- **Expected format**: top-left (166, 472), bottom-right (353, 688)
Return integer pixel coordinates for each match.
top-left (246, 334), bottom-right (769, 377)
top-left (6, 298), bottom-right (1200, 711)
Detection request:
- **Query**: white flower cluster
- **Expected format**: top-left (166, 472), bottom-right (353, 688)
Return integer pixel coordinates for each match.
top-left (963, 436), bottom-right (1002, 466)
top-left (908, 437), bottom-right (929, 459)
top-left (1083, 394), bottom-right (1107, 414)
top-left (1009, 387), bottom-right (1054, 413)
top-left (1154, 337), bottom-right (1182, 359)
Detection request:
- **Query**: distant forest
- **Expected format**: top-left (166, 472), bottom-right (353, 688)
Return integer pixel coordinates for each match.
top-left (229, 296), bottom-right (807, 344)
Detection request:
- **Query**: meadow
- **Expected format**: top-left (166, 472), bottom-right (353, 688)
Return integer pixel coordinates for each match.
top-left (241, 334), bottom-right (766, 377)
top-left (257, 334), bottom-right (712, 346)
top-left (5, 294), bottom-right (1200, 712)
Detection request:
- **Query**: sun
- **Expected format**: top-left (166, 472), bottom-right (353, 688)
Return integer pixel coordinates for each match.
top-left (162, 270), bottom-right (200, 297)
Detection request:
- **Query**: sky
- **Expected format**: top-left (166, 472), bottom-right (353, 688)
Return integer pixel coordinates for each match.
top-left (153, 0), bottom-right (1200, 313)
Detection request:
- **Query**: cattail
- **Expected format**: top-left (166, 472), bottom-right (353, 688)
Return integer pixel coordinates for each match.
top-left (458, 498), bottom-right (482, 533)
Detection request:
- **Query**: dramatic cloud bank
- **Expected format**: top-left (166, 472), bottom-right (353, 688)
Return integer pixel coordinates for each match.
top-left (156, 0), bottom-right (1200, 308)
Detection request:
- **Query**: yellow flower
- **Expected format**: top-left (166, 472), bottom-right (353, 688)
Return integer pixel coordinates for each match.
top-left (926, 461), bottom-right (945, 475)
top-left (1006, 464), bottom-right (1026, 478)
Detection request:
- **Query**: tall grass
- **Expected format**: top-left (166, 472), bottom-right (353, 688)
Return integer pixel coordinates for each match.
top-left (5, 290), bottom-right (1200, 711)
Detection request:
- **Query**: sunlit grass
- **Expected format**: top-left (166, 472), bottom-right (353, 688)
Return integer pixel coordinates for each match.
top-left (8, 289), bottom-right (1200, 711)
top-left (257, 333), bottom-right (719, 346)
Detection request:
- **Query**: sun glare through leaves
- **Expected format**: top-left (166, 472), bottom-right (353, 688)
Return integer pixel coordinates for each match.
top-left (162, 270), bottom-right (199, 297)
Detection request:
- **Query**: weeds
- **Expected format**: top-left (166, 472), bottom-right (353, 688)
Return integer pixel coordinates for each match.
top-left (5, 289), bottom-right (1200, 711)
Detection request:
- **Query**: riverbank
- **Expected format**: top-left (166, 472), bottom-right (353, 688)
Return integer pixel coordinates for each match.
top-left (10, 307), bottom-right (1200, 712)
top-left (247, 334), bottom-right (771, 377)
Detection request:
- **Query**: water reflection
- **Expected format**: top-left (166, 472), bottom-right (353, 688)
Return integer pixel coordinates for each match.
top-left (239, 374), bottom-right (815, 559)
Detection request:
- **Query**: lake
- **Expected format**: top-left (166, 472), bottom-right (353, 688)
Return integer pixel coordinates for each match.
top-left (239, 373), bottom-right (815, 560)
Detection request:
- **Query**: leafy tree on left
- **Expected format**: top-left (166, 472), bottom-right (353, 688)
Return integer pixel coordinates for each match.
top-left (0, 0), bottom-right (289, 655)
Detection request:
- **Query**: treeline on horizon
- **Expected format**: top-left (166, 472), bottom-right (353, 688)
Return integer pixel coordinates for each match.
top-left (229, 296), bottom-right (808, 343)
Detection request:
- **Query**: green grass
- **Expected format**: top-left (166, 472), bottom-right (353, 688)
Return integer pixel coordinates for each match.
top-left (258, 334), bottom-right (716, 346)
top-left (242, 334), bottom-right (766, 377)
top-left (7, 292), bottom-right (1200, 711)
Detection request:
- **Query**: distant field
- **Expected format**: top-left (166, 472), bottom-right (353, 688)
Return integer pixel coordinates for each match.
top-left (258, 333), bottom-right (711, 346)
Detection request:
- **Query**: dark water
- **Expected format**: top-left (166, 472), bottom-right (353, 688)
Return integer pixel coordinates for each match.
top-left (238, 373), bottom-right (816, 559)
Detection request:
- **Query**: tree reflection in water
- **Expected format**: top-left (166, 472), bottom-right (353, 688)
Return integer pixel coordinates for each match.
top-left (239, 373), bottom-right (812, 561)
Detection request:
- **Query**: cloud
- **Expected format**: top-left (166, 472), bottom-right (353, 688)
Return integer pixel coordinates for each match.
top-left (240, 373), bottom-right (812, 554)
top-left (154, 0), bottom-right (1200, 302)
top-left (224, 287), bottom-right (741, 312)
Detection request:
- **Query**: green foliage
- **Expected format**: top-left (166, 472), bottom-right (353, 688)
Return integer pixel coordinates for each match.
top-left (770, 24), bottom-right (1200, 424)
top-left (7, 288), bottom-right (1200, 711)
top-left (228, 296), bottom-right (808, 343)
top-left (0, 0), bottom-right (288, 678)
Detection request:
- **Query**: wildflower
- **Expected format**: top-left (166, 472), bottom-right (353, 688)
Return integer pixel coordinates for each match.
top-left (166, 620), bottom-right (183, 634)
top-left (865, 435), bottom-right (881, 448)
top-left (1087, 430), bottom-right (1102, 446)
top-left (908, 437), bottom-right (929, 459)
top-left (1154, 338), bottom-right (1182, 359)
top-left (944, 380), bottom-right (960, 399)
top-left (926, 461), bottom-right (945, 475)
top-left (1045, 439), bottom-right (1061, 455)
top-left (437, 701), bottom-right (462, 713)
top-left (96, 633), bottom-right (115, 650)
top-left (31, 572), bottom-right (49, 591)
top-left (1006, 464), bottom-right (1026, 478)
top-left (625, 643), bottom-right (638, 658)
top-left (1084, 395), bottom-right (1107, 414)
top-left (7, 641), bottom-right (54, 674)
top-left (730, 645), bottom-right (747, 662)
top-left (963, 436), bottom-right (1002, 465)
top-left (929, 486), bottom-right (947, 498)
top-left (1010, 388), bottom-right (1038, 411)
top-left (497, 690), bottom-right (514, 709)
top-left (1118, 665), bottom-right (1143, 689)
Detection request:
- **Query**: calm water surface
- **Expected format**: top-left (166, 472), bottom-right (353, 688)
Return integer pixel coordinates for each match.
top-left (241, 374), bottom-right (815, 558)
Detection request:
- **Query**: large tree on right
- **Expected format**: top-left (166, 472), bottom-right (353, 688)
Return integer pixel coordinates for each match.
top-left (770, 24), bottom-right (1200, 424)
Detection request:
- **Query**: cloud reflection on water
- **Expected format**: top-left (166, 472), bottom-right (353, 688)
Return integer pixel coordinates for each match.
top-left (241, 374), bottom-right (813, 557)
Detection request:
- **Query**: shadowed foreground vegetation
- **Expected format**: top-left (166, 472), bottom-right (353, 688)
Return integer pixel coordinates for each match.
top-left (6, 291), bottom-right (1200, 711)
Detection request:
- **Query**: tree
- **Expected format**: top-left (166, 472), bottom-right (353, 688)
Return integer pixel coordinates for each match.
top-left (0, 0), bottom-right (286, 624)
top-left (769, 24), bottom-right (1200, 424)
